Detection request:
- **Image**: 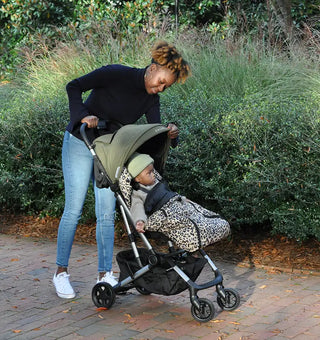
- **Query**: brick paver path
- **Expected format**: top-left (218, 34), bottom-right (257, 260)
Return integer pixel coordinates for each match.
top-left (0, 234), bottom-right (319, 339)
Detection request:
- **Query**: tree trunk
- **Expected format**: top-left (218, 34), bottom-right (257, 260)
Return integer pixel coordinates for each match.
top-left (272, 0), bottom-right (293, 40)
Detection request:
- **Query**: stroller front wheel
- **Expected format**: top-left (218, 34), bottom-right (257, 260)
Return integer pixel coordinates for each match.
top-left (191, 298), bottom-right (215, 322)
top-left (217, 287), bottom-right (240, 311)
top-left (92, 282), bottom-right (116, 308)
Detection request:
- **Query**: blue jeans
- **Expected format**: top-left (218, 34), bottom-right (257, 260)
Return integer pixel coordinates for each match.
top-left (56, 131), bottom-right (116, 272)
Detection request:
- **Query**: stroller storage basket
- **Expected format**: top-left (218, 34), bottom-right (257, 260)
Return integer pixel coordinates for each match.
top-left (116, 248), bottom-right (207, 296)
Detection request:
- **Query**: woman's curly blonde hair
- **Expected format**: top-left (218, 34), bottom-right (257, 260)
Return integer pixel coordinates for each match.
top-left (151, 41), bottom-right (190, 84)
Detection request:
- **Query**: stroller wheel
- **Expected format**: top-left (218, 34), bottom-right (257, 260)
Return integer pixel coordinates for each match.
top-left (136, 286), bottom-right (151, 295)
top-left (217, 287), bottom-right (240, 311)
top-left (92, 282), bottom-right (116, 308)
top-left (191, 298), bottom-right (215, 322)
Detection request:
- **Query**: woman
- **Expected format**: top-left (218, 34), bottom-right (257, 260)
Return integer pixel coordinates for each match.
top-left (53, 41), bottom-right (190, 298)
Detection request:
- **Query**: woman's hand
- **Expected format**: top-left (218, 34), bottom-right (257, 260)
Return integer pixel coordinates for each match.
top-left (81, 115), bottom-right (99, 128)
top-left (136, 220), bottom-right (145, 233)
top-left (167, 123), bottom-right (179, 139)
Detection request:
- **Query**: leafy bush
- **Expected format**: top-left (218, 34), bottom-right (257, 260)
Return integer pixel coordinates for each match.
top-left (1, 29), bottom-right (320, 241)
top-left (0, 0), bottom-right (220, 78)
top-left (0, 0), bottom-right (74, 77)
top-left (2, 0), bottom-right (320, 79)
top-left (0, 32), bottom-right (152, 219)
top-left (0, 94), bottom-right (67, 214)
top-left (161, 93), bottom-right (320, 240)
top-left (160, 40), bottom-right (320, 240)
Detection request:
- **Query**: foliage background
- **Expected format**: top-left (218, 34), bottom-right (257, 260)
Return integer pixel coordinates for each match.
top-left (1, 1), bottom-right (320, 241)
top-left (1, 1), bottom-right (320, 79)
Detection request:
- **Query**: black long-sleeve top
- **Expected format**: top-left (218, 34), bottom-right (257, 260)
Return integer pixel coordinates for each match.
top-left (66, 64), bottom-right (160, 142)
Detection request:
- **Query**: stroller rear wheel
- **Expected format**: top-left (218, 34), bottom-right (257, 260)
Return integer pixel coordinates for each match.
top-left (92, 282), bottom-right (116, 308)
top-left (191, 298), bottom-right (215, 322)
top-left (217, 287), bottom-right (240, 311)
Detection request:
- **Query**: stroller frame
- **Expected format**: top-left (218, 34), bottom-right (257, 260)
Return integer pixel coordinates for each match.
top-left (80, 122), bottom-right (240, 322)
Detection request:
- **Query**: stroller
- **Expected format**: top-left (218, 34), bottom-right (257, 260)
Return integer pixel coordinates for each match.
top-left (80, 122), bottom-right (240, 322)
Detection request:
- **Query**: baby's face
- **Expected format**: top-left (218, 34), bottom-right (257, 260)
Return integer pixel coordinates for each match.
top-left (135, 163), bottom-right (156, 186)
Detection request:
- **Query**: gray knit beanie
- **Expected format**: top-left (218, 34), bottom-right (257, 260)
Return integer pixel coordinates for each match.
top-left (127, 152), bottom-right (154, 178)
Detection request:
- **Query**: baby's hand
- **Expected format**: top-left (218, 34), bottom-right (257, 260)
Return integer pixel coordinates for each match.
top-left (136, 220), bottom-right (145, 233)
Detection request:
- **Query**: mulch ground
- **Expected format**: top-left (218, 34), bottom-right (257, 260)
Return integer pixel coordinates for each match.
top-left (1, 213), bottom-right (319, 274)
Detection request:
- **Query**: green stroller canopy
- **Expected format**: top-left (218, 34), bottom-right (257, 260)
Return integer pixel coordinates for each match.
top-left (93, 124), bottom-right (171, 184)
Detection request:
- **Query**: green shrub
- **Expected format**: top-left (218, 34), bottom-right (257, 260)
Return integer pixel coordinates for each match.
top-left (0, 32), bottom-right (152, 219)
top-left (160, 40), bottom-right (320, 240)
top-left (1, 29), bottom-right (320, 241)
top-left (161, 93), bottom-right (320, 240)
top-left (0, 0), bottom-right (75, 78)
top-left (0, 95), bottom-right (67, 213)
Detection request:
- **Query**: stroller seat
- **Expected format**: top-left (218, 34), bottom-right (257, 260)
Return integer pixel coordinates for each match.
top-left (119, 166), bottom-right (231, 253)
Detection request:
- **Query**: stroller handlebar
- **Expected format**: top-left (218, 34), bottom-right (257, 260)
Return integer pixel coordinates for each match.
top-left (80, 120), bottom-right (108, 149)
top-left (80, 122), bottom-right (92, 149)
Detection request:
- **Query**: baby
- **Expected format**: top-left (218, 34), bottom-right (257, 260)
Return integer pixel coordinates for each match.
top-left (127, 152), bottom-right (177, 233)
top-left (126, 153), bottom-right (230, 252)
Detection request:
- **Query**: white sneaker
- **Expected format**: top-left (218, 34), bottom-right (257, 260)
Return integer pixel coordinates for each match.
top-left (97, 271), bottom-right (118, 286)
top-left (53, 272), bottom-right (76, 299)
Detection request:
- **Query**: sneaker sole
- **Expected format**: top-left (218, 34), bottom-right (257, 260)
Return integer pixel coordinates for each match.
top-left (53, 275), bottom-right (76, 299)
top-left (56, 291), bottom-right (76, 299)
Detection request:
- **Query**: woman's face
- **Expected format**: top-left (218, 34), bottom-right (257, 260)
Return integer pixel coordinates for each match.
top-left (144, 64), bottom-right (177, 95)
top-left (135, 163), bottom-right (156, 186)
